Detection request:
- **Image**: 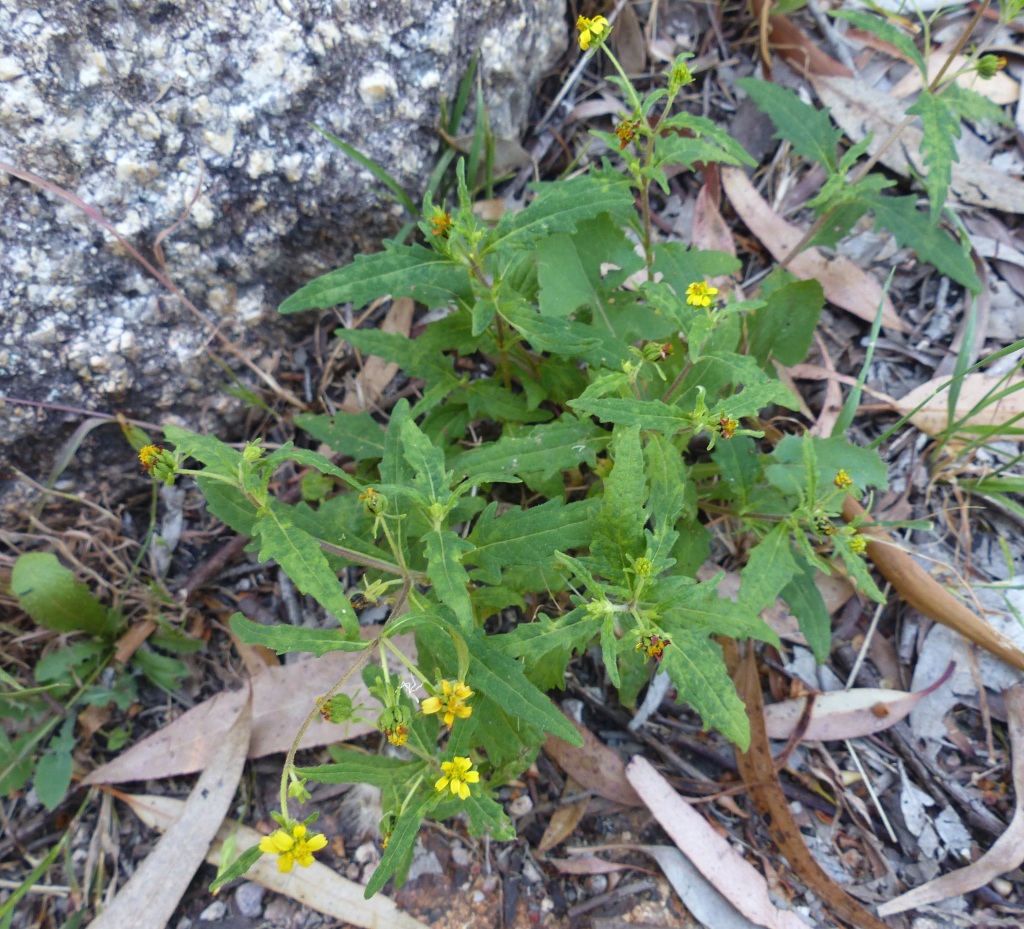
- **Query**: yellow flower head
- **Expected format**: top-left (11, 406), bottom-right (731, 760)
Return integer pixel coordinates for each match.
top-left (429, 209), bottom-right (453, 237)
top-left (685, 281), bottom-right (719, 307)
top-left (576, 14), bottom-right (610, 51)
top-left (258, 822), bottom-right (328, 873)
top-left (386, 723), bottom-right (409, 747)
top-left (849, 534), bottom-right (868, 555)
top-left (434, 755), bottom-right (480, 800)
top-left (834, 469), bottom-right (853, 490)
top-left (420, 679), bottom-right (474, 728)
top-left (719, 416), bottom-right (738, 439)
top-left (138, 445), bottom-right (162, 472)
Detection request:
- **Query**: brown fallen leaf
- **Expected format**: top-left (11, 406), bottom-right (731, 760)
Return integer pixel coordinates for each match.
top-left (730, 644), bottom-right (892, 929)
top-left (118, 793), bottom-right (429, 929)
top-left (842, 497), bottom-right (1024, 673)
top-left (879, 681), bottom-right (1024, 916)
top-left (750, 0), bottom-right (854, 77)
top-left (894, 374), bottom-right (1024, 441)
top-left (811, 75), bottom-right (1024, 215)
top-left (549, 854), bottom-right (643, 876)
top-left (341, 298), bottom-right (414, 413)
top-left (763, 662), bottom-right (955, 742)
top-left (88, 691), bottom-right (252, 929)
top-left (691, 171), bottom-right (738, 292)
top-left (720, 167), bottom-right (904, 331)
top-left (625, 755), bottom-right (814, 929)
top-left (543, 715), bottom-right (642, 808)
top-left (85, 629), bottom-right (412, 784)
top-left (537, 776), bottom-right (592, 854)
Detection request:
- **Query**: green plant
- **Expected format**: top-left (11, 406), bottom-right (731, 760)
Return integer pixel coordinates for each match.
top-left (130, 7), bottom-right (1012, 899)
top-left (184, 50), bottom-right (871, 899)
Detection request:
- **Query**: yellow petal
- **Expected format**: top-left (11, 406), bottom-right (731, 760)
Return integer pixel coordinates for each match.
top-left (278, 853), bottom-right (295, 873)
top-left (435, 775), bottom-right (450, 792)
top-left (421, 697), bottom-right (442, 714)
top-left (457, 781), bottom-right (470, 800)
top-left (307, 833), bottom-right (328, 852)
top-left (259, 836), bottom-right (280, 854)
top-left (465, 771), bottom-right (480, 784)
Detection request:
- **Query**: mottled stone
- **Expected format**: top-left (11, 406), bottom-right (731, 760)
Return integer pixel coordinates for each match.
top-left (0, 0), bottom-right (565, 477)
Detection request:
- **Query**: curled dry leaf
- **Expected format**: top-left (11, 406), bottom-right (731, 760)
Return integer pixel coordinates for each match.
top-left (625, 755), bottom-right (814, 929)
top-left (548, 855), bottom-right (641, 876)
top-left (879, 682), bottom-right (1024, 916)
top-left (729, 644), bottom-right (892, 929)
top-left (85, 629), bottom-right (412, 785)
top-left (750, 0), bottom-right (854, 77)
top-left (89, 692), bottom-right (252, 929)
top-left (894, 374), bottom-right (1024, 441)
top-left (118, 793), bottom-right (429, 929)
top-left (720, 167), bottom-right (903, 331)
top-left (842, 498), bottom-right (1024, 673)
top-left (544, 715), bottom-right (642, 808)
top-left (537, 776), bottom-right (591, 854)
top-left (763, 662), bottom-right (955, 742)
top-left (811, 75), bottom-right (1024, 215)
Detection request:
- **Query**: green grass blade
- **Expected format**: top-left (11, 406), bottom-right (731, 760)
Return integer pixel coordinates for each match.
top-left (310, 124), bottom-right (417, 217)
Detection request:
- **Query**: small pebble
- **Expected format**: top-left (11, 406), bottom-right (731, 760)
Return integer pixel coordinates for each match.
top-left (174, 918), bottom-right (193, 929)
top-left (235, 881), bottom-right (265, 918)
top-left (585, 874), bottom-right (608, 895)
top-left (508, 795), bottom-right (533, 817)
top-left (451, 844), bottom-right (472, 867)
top-left (354, 841), bottom-right (378, 865)
top-left (263, 897), bottom-right (292, 923)
top-left (481, 874), bottom-right (499, 894)
top-left (991, 877), bottom-right (1013, 897)
top-left (472, 890), bottom-right (486, 904)
top-left (522, 858), bottom-right (543, 884)
top-left (198, 900), bottom-right (227, 921)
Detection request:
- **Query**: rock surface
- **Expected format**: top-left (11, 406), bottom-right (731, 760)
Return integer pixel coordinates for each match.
top-left (0, 0), bottom-right (566, 477)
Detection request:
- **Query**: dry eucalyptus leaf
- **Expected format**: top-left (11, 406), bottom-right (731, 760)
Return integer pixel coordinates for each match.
top-left (119, 794), bottom-right (429, 929)
top-left (879, 682), bottom-right (1024, 916)
top-left (537, 776), bottom-right (592, 854)
top-left (85, 630), bottom-right (413, 785)
top-left (88, 694), bottom-right (252, 929)
top-left (763, 662), bottom-right (954, 742)
top-left (341, 297), bottom-right (414, 413)
top-left (625, 755), bottom-right (814, 929)
top-left (811, 75), bottom-right (1024, 214)
top-left (544, 716), bottom-right (641, 808)
top-left (720, 167), bottom-right (903, 330)
top-left (895, 374), bottom-right (1024, 440)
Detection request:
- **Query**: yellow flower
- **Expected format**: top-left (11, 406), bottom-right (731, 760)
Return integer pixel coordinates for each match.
top-left (849, 535), bottom-right (867, 555)
top-left (434, 755), bottom-right (480, 800)
top-left (685, 281), bottom-right (719, 307)
top-left (138, 445), bottom-right (162, 472)
top-left (258, 822), bottom-right (328, 873)
top-left (576, 14), bottom-right (609, 51)
top-left (386, 724), bottom-right (409, 747)
top-left (834, 469), bottom-right (853, 490)
top-left (719, 416), bottom-right (738, 439)
top-left (420, 679), bottom-right (473, 729)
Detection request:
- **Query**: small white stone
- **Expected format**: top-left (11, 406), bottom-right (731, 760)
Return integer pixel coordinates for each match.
top-left (234, 881), bottom-right (265, 918)
top-left (191, 196), bottom-right (214, 229)
top-left (508, 794), bottom-right (533, 817)
top-left (279, 153), bottom-right (303, 182)
top-left (0, 56), bottom-right (24, 81)
top-left (358, 69), bottom-right (397, 106)
top-left (246, 150), bottom-right (274, 178)
top-left (203, 127), bottom-right (235, 157)
top-left (198, 900), bottom-right (227, 921)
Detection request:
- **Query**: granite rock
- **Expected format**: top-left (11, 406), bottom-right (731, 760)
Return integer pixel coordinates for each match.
top-left (0, 0), bottom-right (566, 478)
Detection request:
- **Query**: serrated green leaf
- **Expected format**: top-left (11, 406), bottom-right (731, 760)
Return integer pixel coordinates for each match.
top-left (423, 529), bottom-right (475, 627)
top-left (11, 553), bottom-right (121, 637)
top-left (866, 195), bottom-right (979, 292)
top-left (590, 426), bottom-right (648, 583)
top-left (739, 523), bottom-right (800, 614)
top-left (467, 499), bottom-right (599, 586)
top-left (831, 9), bottom-right (925, 75)
top-left (228, 613), bottom-right (367, 657)
top-left (295, 411), bottom-right (386, 461)
top-left (711, 435), bottom-right (761, 508)
top-left (600, 611), bottom-right (621, 689)
top-left (486, 174), bottom-right (634, 253)
top-left (209, 845), bottom-right (264, 895)
top-left (649, 242), bottom-right (740, 298)
top-left (501, 300), bottom-right (603, 355)
top-left (280, 243), bottom-right (470, 313)
top-left (656, 578), bottom-right (780, 645)
top-left (163, 424), bottom-right (245, 474)
top-left (499, 609), bottom-right (601, 666)
top-left (465, 633), bottom-right (583, 746)
top-left (451, 418), bottom-right (607, 483)
top-left (296, 750), bottom-right (426, 787)
top-left (568, 396), bottom-right (689, 433)
top-left (253, 505), bottom-right (359, 635)
top-left (644, 433), bottom-right (693, 527)
top-left (942, 83), bottom-right (1011, 128)
top-left (363, 793), bottom-right (436, 898)
top-left (781, 561), bottom-right (832, 663)
top-left (661, 632), bottom-right (749, 749)
top-left (747, 279), bottom-right (824, 366)
top-left (736, 78), bottom-right (842, 172)
top-left (536, 232), bottom-right (599, 318)
top-left (907, 90), bottom-right (960, 221)
top-left (400, 418), bottom-right (451, 502)
top-left (683, 353), bottom-right (798, 416)
top-left (462, 379), bottom-right (552, 424)
top-left (460, 790), bottom-right (516, 840)
top-left (766, 434), bottom-right (888, 499)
